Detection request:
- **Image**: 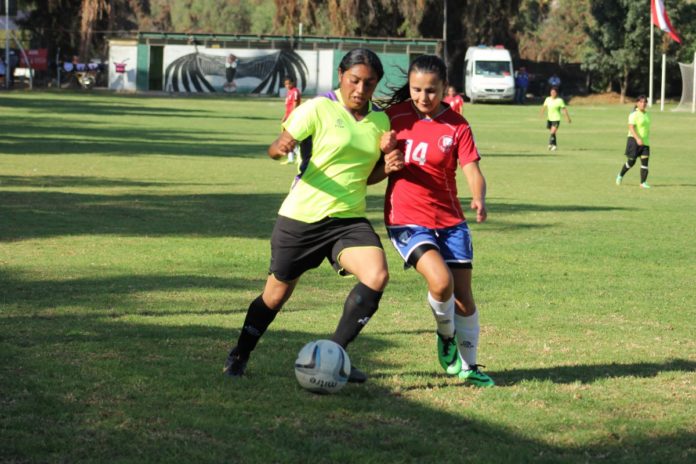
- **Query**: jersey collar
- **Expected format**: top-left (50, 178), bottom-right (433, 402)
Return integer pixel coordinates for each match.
top-left (334, 89), bottom-right (374, 120)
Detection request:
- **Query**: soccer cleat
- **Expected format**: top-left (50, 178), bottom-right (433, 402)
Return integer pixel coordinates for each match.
top-left (223, 346), bottom-right (249, 378)
top-left (348, 366), bottom-right (367, 383)
top-left (458, 364), bottom-right (495, 387)
top-left (640, 182), bottom-right (651, 189)
top-left (616, 175), bottom-right (623, 185)
top-left (547, 145), bottom-right (553, 151)
top-left (550, 145), bottom-right (557, 152)
top-left (437, 332), bottom-right (462, 375)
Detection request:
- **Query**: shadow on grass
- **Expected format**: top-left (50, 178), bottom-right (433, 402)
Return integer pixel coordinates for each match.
top-left (1, 94), bottom-right (210, 118)
top-left (0, 131), bottom-right (267, 158)
top-left (0, 175), bottom-right (212, 189)
top-left (0, 313), bottom-right (692, 463)
top-left (0, 270), bottom-right (265, 312)
top-left (1, 191), bottom-right (285, 241)
top-left (486, 202), bottom-right (633, 214)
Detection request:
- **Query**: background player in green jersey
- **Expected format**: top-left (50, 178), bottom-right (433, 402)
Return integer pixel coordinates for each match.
top-left (616, 95), bottom-right (652, 189)
top-left (540, 87), bottom-right (571, 151)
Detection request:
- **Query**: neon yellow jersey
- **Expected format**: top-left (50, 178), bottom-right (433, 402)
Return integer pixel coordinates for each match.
top-left (628, 109), bottom-right (650, 146)
top-left (544, 96), bottom-right (566, 121)
top-left (279, 90), bottom-right (390, 223)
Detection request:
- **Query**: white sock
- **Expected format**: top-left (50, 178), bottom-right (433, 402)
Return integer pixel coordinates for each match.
top-left (427, 292), bottom-right (455, 338)
top-left (455, 310), bottom-right (479, 370)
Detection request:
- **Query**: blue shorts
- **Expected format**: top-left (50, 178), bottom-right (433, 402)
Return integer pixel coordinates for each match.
top-left (387, 222), bottom-right (473, 269)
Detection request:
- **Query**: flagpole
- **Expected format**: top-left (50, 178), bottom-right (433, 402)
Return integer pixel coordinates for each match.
top-left (660, 53), bottom-right (666, 111)
top-left (692, 51), bottom-right (696, 113)
top-left (649, 16), bottom-right (654, 107)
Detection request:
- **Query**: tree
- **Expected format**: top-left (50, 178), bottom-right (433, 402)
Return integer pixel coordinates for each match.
top-left (516, 0), bottom-right (593, 64)
top-left (584, 0), bottom-right (651, 102)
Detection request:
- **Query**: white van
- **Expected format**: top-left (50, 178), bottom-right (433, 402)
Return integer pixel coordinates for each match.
top-left (464, 46), bottom-right (515, 103)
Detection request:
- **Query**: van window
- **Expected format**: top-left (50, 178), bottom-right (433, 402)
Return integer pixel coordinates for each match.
top-left (475, 61), bottom-right (511, 77)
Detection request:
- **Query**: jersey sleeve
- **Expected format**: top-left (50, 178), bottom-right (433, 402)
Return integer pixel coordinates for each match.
top-left (283, 97), bottom-right (318, 141)
top-left (456, 123), bottom-right (481, 166)
top-left (628, 111), bottom-right (636, 125)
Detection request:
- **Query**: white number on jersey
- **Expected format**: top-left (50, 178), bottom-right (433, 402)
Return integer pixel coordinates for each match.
top-left (404, 139), bottom-right (428, 165)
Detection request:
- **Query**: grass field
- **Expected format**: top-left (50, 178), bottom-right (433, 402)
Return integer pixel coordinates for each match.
top-left (1, 91), bottom-right (695, 463)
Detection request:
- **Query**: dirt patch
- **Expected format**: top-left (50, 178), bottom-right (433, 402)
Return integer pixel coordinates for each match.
top-left (569, 92), bottom-right (632, 105)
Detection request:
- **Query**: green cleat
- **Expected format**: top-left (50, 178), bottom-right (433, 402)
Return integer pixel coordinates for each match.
top-left (437, 332), bottom-right (462, 375)
top-left (458, 364), bottom-right (495, 387)
top-left (615, 175), bottom-right (622, 185)
top-left (640, 182), bottom-right (651, 189)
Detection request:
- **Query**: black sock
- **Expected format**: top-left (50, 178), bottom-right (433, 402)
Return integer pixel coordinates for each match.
top-left (331, 282), bottom-right (383, 349)
top-left (550, 133), bottom-right (557, 146)
top-left (236, 295), bottom-right (278, 357)
top-left (620, 158), bottom-right (636, 177)
top-left (640, 157), bottom-right (649, 183)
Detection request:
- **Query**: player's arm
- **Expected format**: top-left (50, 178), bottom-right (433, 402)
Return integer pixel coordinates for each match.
top-left (368, 149), bottom-right (404, 185)
top-left (268, 130), bottom-right (297, 160)
top-left (628, 124), bottom-right (643, 145)
top-left (563, 107), bottom-right (571, 123)
top-left (462, 161), bottom-right (487, 223)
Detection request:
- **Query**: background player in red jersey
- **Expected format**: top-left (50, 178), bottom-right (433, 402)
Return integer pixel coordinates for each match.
top-left (442, 85), bottom-right (464, 115)
top-left (281, 77), bottom-right (302, 164)
top-left (380, 55), bottom-right (494, 387)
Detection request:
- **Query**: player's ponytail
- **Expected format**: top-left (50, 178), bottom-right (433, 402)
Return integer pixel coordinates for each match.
top-left (381, 55), bottom-right (448, 109)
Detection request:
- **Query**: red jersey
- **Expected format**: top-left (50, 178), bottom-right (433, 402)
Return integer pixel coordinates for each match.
top-left (443, 95), bottom-right (464, 115)
top-left (283, 87), bottom-right (301, 121)
top-left (385, 101), bottom-right (481, 228)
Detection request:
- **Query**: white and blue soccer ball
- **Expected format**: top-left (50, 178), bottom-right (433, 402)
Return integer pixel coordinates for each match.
top-left (294, 339), bottom-right (351, 394)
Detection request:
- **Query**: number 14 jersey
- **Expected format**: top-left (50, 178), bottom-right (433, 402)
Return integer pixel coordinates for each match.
top-left (384, 101), bottom-right (481, 229)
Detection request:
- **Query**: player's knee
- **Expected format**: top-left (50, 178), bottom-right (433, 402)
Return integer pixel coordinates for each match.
top-left (362, 268), bottom-right (389, 292)
top-left (428, 278), bottom-right (454, 301)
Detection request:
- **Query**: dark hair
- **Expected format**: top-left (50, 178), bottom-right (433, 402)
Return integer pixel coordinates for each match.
top-left (550, 86), bottom-right (559, 93)
top-left (634, 94), bottom-right (647, 110)
top-left (338, 48), bottom-right (384, 80)
top-left (382, 54), bottom-right (447, 108)
top-left (284, 76), bottom-right (295, 84)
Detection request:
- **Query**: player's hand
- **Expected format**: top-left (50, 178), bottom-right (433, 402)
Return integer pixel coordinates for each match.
top-left (277, 138), bottom-right (296, 155)
top-left (636, 138), bottom-right (644, 146)
top-left (470, 198), bottom-right (487, 223)
top-left (380, 130), bottom-right (397, 153)
top-left (384, 149), bottom-right (404, 174)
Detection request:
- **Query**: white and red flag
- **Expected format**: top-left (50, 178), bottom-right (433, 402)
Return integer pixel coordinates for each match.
top-left (652, 0), bottom-right (682, 44)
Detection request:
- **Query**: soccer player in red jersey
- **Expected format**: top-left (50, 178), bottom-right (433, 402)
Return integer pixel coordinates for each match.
top-left (442, 85), bottom-right (464, 115)
top-left (380, 55), bottom-right (494, 387)
top-left (282, 77), bottom-right (302, 164)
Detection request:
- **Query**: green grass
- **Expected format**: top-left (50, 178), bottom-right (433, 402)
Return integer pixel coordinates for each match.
top-left (1, 91), bottom-right (695, 463)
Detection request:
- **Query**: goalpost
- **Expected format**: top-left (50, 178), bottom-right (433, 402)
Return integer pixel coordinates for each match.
top-left (674, 52), bottom-right (696, 113)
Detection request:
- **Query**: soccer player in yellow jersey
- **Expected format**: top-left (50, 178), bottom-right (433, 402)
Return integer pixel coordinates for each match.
top-left (616, 95), bottom-right (652, 189)
top-left (540, 87), bottom-right (571, 151)
top-left (223, 49), bottom-right (404, 383)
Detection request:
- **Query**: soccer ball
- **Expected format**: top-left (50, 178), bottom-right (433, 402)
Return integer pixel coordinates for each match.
top-left (294, 339), bottom-right (351, 394)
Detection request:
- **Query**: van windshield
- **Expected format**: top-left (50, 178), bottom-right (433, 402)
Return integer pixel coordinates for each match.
top-left (475, 61), bottom-right (511, 77)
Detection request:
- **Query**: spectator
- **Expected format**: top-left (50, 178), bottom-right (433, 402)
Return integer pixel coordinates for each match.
top-left (0, 57), bottom-right (5, 87)
top-left (548, 72), bottom-right (561, 93)
top-left (223, 54), bottom-right (237, 92)
top-left (515, 67), bottom-right (529, 104)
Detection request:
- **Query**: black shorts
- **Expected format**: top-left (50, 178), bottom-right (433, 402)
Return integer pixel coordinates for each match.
top-left (547, 120), bottom-right (560, 129)
top-left (269, 215), bottom-right (383, 282)
top-left (624, 137), bottom-right (650, 159)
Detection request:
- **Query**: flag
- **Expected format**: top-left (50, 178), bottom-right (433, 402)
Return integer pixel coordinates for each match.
top-left (652, 0), bottom-right (682, 44)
